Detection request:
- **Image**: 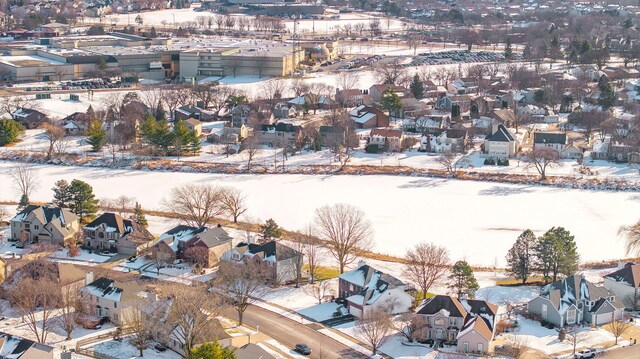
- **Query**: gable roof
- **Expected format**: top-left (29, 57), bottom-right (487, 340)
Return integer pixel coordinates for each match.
top-left (370, 128), bottom-right (403, 138)
top-left (485, 124), bottom-right (515, 142)
top-left (342, 264), bottom-right (407, 306)
top-left (491, 108), bottom-right (516, 124)
top-left (234, 241), bottom-right (301, 262)
top-left (416, 295), bottom-right (467, 318)
top-left (0, 332), bottom-right (54, 358)
top-left (235, 343), bottom-right (275, 359)
top-left (458, 315), bottom-right (493, 341)
top-left (534, 132), bottom-right (567, 145)
top-left (85, 212), bottom-right (154, 245)
top-left (604, 264), bottom-right (640, 288)
top-left (11, 205), bottom-right (79, 228)
top-left (539, 275), bottom-right (611, 314)
top-left (84, 277), bottom-right (145, 303)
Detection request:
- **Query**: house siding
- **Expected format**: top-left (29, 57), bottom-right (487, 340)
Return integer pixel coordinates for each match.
top-left (604, 278), bottom-right (638, 309)
top-left (528, 296), bottom-right (563, 327)
top-left (457, 329), bottom-right (490, 354)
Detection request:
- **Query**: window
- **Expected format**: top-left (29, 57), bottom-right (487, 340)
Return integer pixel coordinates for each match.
top-left (34, 225), bottom-right (39, 230)
top-left (463, 342), bottom-right (469, 352)
top-left (434, 317), bottom-right (445, 326)
top-left (477, 343), bottom-right (483, 352)
top-left (449, 318), bottom-right (456, 326)
top-left (567, 308), bottom-right (576, 324)
top-left (114, 302), bottom-right (117, 308)
top-left (541, 304), bottom-right (548, 319)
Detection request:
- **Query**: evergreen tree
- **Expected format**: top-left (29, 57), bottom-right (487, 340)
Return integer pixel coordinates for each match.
top-left (86, 105), bottom-right (96, 120)
top-left (535, 227), bottom-right (580, 283)
top-left (506, 230), bottom-right (537, 284)
top-left (410, 73), bottom-right (425, 99)
top-left (379, 89), bottom-right (402, 116)
top-left (149, 26), bottom-right (157, 38)
top-left (598, 81), bottom-right (617, 108)
top-left (624, 17), bottom-right (634, 29)
top-left (504, 38), bottom-right (513, 60)
top-left (133, 202), bottom-right (148, 227)
top-left (0, 118), bottom-right (25, 146)
top-left (171, 119), bottom-right (191, 156)
top-left (155, 101), bottom-right (166, 121)
top-left (190, 340), bottom-right (235, 359)
top-left (17, 194), bottom-right (29, 211)
top-left (86, 120), bottom-right (106, 152)
top-left (260, 218), bottom-right (282, 240)
top-left (448, 260), bottom-right (479, 298)
top-left (52, 179), bottom-right (72, 208)
top-left (69, 179), bottom-right (99, 221)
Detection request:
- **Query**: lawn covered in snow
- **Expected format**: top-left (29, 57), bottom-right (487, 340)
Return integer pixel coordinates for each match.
top-left (0, 162), bottom-right (637, 266)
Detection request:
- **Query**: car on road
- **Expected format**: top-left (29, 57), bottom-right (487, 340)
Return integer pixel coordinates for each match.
top-left (574, 348), bottom-right (597, 358)
top-left (294, 343), bottom-right (312, 355)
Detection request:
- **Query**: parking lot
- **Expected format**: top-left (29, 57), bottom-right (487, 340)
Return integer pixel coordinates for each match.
top-left (23, 78), bottom-right (136, 92)
top-left (407, 50), bottom-right (523, 66)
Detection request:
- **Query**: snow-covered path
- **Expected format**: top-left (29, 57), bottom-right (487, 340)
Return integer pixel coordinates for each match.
top-left (0, 161), bottom-right (636, 266)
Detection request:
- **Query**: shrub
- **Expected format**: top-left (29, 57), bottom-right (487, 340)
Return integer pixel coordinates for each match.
top-left (497, 158), bottom-right (510, 166)
top-left (484, 157), bottom-right (496, 165)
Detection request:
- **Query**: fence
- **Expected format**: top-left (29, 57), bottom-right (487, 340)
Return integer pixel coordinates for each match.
top-left (75, 328), bottom-right (133, 359)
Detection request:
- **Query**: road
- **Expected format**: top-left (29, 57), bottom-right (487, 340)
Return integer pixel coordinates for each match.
top-left (225, 305), bottom-right (368, 359)
top-left (599, 345), bottom-right (640, 358)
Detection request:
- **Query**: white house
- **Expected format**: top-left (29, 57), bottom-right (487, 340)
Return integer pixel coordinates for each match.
top-left (483, 124), bottom-right (518, 158)
top-left (533, 132), bottom-right (567, 153)
top-left (603, 263), bottom-right (639, 309)
top-left (338, 262), bottom-right (413, 318)
top-left (81, 276), bottom-right (146, 326)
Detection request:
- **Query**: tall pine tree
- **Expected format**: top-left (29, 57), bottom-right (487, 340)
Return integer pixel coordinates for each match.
top-left (52, 179), bottom-right (72, 208)
top-left (133, 202), bottom-right (148, 227)
top-left (86, 120), bottom-right (106, 152)
top-left (506, 229), bottom-right (537, 284)
top-left (410, 73), bottom-right (425, 99)
top-left (535, 227), bottom-right (580, 283)
top-left (448, 260), bottom-right (479, 299)
top-left (69, 179), bottom-right (99, 222)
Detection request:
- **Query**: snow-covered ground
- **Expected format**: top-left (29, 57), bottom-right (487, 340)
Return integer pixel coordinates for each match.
top-left (0, 162), bottom-right (636, 267)
top-left (89, 337), bottom-right (180, 359)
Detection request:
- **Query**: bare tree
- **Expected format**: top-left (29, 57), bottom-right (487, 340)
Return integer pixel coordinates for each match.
top-left (216, 260), bottom-right (270, 325)
top-left (566, 327), bottom-right (589, 355)
top-left (42, 123), bottom-right (65, 160)
top-left (619, 219), bottom-right (640, 257)
top-left (0, 206), bottom-right (9, 223)
top-left (289, 78), bottom-right (310, 98)
top-left (9, 163), bottom-right (39, 199)
top-left (314, 204), bottom-right (373, 273)
top-left (405, 242), bottom-right (450, 300)
top-left (123, 299), bottom-right (153, 357)
top-left (183, 246), bottom-right (209, 274)
top-left (57, 285), bottom-right (85, 340)
top-left (354, 306), bottom-right (393, 355)
top-left (605, 319), bottom-right (631, 345)
top-left (374, 62), bottom-right (406, 85)
top-left (241, 134), bottom-right (261, 172)
top-left (306, 280), bottom-right (333, 304)
top-left (150, 247), bottom-right (173, 275)
top-left (9, 277), bottom-right (59, 343)
top-left (103, 195), bottom-right (136, 216)
top-left (163, 184), bottom-right (225, 227)
top-left (301, 225), bottom-right (323, 284)
top-left (502, 334), bottom-right (531, 359)
top-left (162, 284), bottom-right (228, 358)
top-left (393, 313), bottom-right (427, 343)
top-left (52, 66), bottom-right (69, 82)
top-left (220, 187), bottom-right (248, 223)
top-left (437, 153), bottom-right (470, 176)
top-left (522, 148), bottom-right (560, 181)
top-left (336, 71), bottom-right (359, 90)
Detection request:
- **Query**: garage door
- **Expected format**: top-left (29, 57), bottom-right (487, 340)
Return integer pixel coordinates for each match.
top-left (595, 313), bottom-right (611, 326)
top-left (349, 306), bottom-right (362, 318)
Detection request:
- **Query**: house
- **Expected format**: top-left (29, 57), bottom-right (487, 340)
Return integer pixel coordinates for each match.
top-left (10, 205), bottom-right (80, 246)
top-left (11, 108), bottom-right (48, 129)
top-left (319, 125), bottom-right (346, 148)
top-left (235, 343), bottom-right (275, 359)
top-left (0, 333), bottom-right (55, 359)
top-left (184, 117), bottom-right (202, 137)
top-left (82, 213), bottom-right (155, 256)
top-left (338, 262), bottom-right (413, 318)
top-left (518, 104), bottom-right (545, 117)
top-left (81, 277), bottom-right (147, 326)
top-left (60, 112), bottom-right (90, 135)
top-left (533, 132), bottom-right (567, 153)
top-left (5, 261), bottom-right (93, 299)
top-left (369, 128), bottom-right (404, 152)
top-left (483, 124), bottom-right (518, 158)
top-left (287, 95), bottom-right (334, 112)
top-left (472, 117), bottom-right (499, 136)
top-left (561, 143), bottom-right (583, 159)
top-left (231, 105), bottom-right (252, 127)
top-left (603, 263), bottom-right (640, 309)
top-left (527, 275), bottom-right (625, 328)
top-left (143, 294), bottom-right (232, 356)
top-left (336, 89), bottom-right (373, 107)
top-left (420, 129), bottom-right (468, 153)
top-left (448, 78), bottom-right (479, 95)
top-left (154, 225), bottom-right (233, 268)
top-left (257, 123), bottom-right (304, 149)
top-left (489, 108), bottom-right (517, 127)
top-left (369, 84), bottom-right (405, 102)
top-left (412, 113), bottom-right (451, 134)
top-left (608, 141), bottom-right (640, 163)
top-left (221, 241), bottom-right (303, 283)
top-left (350, 105), bottom-right (389, 129)
top-left (175, 104), bottom-right (217, 122)
top-left (416, 295), bottom-right (498, 354)
top-left (273, 102), bottom-right (297, 119)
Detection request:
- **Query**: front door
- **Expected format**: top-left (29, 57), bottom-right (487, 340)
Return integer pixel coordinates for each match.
top-left (477, 343), bottom-right (483, 352)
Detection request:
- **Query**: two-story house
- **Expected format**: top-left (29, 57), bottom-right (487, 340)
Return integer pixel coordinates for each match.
top-left (257, 123), bottom-right (304, 150)
top-left (174, 104), bottom-right (218, 122)
top-left (369, 128), bottom-right (404, 152)
top-left (350, 105), bottom-right (389, 129)
top-left (154, 225), bottom-right (233, 268)
top-left (483, 124), bottom-right (518, 158)
top-left (221, 241), bottom-right (303, 283)
top-left (420, 129), bottom-right (468, 153)
top-left (81, 276), bottom-right (147, 326)
top-left (338, 262), bottom-right (413, 318)
top-left (82, 213), bottom-right (155, 256)
top-left (11, 108), bottom-right (48, 129)
top-left (10, 205), bottom-right (80, 246)
top-left (533, 132), bottom-right (567, 153)
top-left (416, 295), bottom-right (498, 354)
top-left (527, 275), bottom-right (625, 328)
top-left (603, 263), bottom-right (640, 310)
top-left (0, 333), bottom-right (55, 358)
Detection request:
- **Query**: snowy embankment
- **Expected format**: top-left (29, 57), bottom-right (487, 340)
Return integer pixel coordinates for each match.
top-left (0, 162), bottom-right (637, 267)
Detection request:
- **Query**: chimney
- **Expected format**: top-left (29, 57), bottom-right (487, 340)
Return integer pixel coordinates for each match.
top-left (85, 272), bottom-right (94, 285)
top-left (356, 260), bottom-right (366, 269)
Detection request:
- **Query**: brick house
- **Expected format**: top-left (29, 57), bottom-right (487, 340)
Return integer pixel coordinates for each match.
top-left (154, 225), bottom-right (233, 268)
top-left (82, 213), bottom-right (154, 256)
top-left (369, 128), bottom-right (404, 152)
top-left (350, 105), bottom-right (389, 129)
top-left (221, 241), bottom-right (302, 283)
top-left (11, 108), bottom-right (48, 129)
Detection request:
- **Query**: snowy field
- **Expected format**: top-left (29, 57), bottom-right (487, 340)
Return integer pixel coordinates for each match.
top-left (0, 162), bottom-right (637, 266)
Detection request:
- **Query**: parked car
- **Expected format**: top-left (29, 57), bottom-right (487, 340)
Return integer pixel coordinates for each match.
top-left (154, 344), bottom-right (167, 352)
top-left (294, 344), bottom-right (312, 355)
top-left (574, 348), bottom-right (597, 358)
